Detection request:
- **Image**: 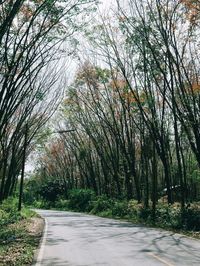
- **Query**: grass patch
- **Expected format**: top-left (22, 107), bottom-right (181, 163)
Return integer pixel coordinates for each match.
top-left (0, 198), bottom-right (43, 266)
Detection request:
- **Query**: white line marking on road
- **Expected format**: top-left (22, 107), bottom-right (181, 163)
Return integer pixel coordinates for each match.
top-left (149, 253), bottom-right (175, 266)
top-left (34, 218), bottom-right (48, 266)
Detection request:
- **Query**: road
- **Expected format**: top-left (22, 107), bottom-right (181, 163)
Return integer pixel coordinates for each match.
top-left (34, 210), bottom-right (200, 266)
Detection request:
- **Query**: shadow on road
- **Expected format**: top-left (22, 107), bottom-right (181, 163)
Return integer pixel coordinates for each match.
top-left (35, 210), bottom-right (200, 266)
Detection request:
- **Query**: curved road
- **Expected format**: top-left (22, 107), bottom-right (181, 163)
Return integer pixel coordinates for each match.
top-left (34, 210), bottom-right (200, 266)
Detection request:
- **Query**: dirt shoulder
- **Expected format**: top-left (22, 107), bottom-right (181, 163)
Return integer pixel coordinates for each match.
top-left (0, 217), bottom-right (44, 266)
top-left (27, 217), bottom-right (44, 237)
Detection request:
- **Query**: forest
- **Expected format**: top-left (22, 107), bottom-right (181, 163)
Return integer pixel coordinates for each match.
top-left (0, 2), bottom-right (200, 262)
top-left (28, 0), bottom-right (200, 215)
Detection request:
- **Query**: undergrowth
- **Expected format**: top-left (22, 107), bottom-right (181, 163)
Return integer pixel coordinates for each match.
top-left (0, 197), bottom-right (41, 266)
top-left (30, 189), bottom-right (200, 234)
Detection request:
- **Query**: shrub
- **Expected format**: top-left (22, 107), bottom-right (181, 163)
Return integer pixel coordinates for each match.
top-left (32, 200), bottom-right (51, 209)
top-left (54, 198), bottom-right (69, 210)
top-left (0, 197), bottom-right (18, 212)
top-left (138, 207), bottom-right (152, 221)
top-left (112, 201), bottom-right (129, 217)
top-left (0, 197), bottom-right (21, 225)
top-left (68, 189), bottom-right (95, 212)
top-left (127, 200), bottom-right (140, 216)
top-left (37, 178), bottom-right (66, 203)
top-left (155, 204), bottom-right (182, 229)
top-left (90, 195), bottom-right (113, 214)
top-left (182, 206), bottom-right (200, 231)
top-left (0, 209), bottom-right (10, 226)
top-left (21, 208), bottom-right (37, 219)
top-left (97, 209), bottom-right (113, 217)
top-left (23, 177), bottom-right (40, 205)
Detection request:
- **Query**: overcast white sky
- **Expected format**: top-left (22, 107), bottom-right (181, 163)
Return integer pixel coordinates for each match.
top-left (100, 0), bottom-right (115, 9)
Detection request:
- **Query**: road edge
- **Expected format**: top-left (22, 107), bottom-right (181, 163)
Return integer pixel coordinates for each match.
top-left (32, 217), bottom-right (48, 266)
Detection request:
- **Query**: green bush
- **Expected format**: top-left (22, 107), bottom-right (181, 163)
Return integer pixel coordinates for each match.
top-left (0, 209), bottom-right (10, 226)
top-left (112, 201), bottom-right (129, 217)
top-left (21, 208), bottom-right (37, 219)
top-left (96, 209), bottom-right (113, 217)
top-left (32, 200), bottom-right (43, 209)
top-left (138, 207), bottom-right (152, 221)
top-left (37, 178), bottom-right (66, 203)
top-left (54, 198), bottom-right (69, 210)
top-left (182, 207), bottom-right (200, 231)
top-left (155, 204), bottom-right (182, 229)
top-left (23, 178), bottom-right (40, 205)
top-left (127, 200), bottom-right (140, 216)
top-left (0, 197), bottom-right (18, 212)
top-left (90, 195), bottom-right (113, 214)
top-left (32, 200), bottom-right (51, 209)
top-left (0, 197), bottom-right (21, 225)
top-left (68, 189), bottom-right (95, 212)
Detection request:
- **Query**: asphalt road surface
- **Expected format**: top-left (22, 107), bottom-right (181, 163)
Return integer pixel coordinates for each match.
top-left (34, 210), bottom-right (200, 266)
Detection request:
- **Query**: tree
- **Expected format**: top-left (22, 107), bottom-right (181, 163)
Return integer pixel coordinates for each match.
top-left (0, 0), bottom-right (97, 201)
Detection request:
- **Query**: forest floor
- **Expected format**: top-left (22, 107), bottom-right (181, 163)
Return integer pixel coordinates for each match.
top-left (0, 216), bottom-right (44, 266)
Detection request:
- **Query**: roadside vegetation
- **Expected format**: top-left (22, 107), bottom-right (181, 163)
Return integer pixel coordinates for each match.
top-left (0, 198), bottom-right (43, 266)
top-left (24, 185), bottom-right (200, 237)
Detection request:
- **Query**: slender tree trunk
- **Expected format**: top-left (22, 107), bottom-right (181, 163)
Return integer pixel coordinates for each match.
top-left (152, 144), bottom-right (157, 222)
top-left (18, 124), bottom-right (28, 212)
top-left (0, 157), bottom-right (8, 202)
